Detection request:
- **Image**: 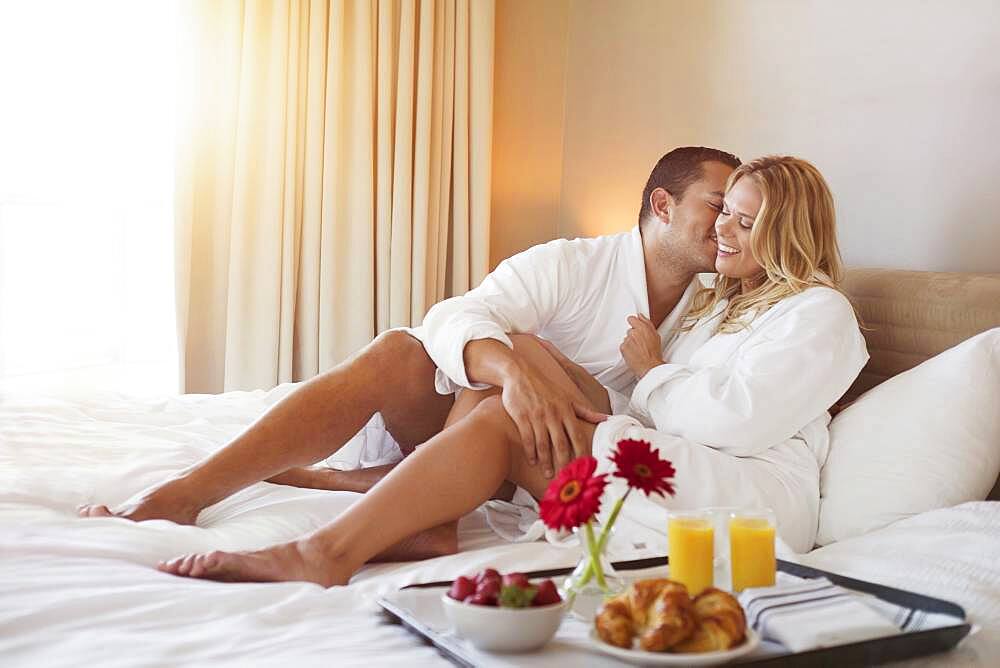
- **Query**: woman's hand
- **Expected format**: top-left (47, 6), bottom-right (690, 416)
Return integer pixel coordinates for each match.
top-left (620, 314), bottom-right (664, 379)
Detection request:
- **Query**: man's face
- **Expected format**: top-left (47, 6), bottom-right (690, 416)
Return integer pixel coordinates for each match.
top-left (662, 161), bottom-right (734, 272)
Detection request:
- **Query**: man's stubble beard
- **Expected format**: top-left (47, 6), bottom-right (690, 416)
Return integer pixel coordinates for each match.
top-left (655, 236), bottom-right (713, 277)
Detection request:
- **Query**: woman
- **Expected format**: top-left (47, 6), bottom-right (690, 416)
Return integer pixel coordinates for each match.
top-left (157, 156), bottom-right (867, 584)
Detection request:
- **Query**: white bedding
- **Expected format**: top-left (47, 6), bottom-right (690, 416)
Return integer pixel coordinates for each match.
top-left (799, 502), bottom-right (1000, 666)
top-left (2, 385), bottom-right (997, 666)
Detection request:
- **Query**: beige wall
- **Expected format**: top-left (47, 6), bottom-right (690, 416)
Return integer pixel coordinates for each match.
top-left (494, 0), bottom-right (1000, 273)
top-left (490, 0), bottom-right (569, 269)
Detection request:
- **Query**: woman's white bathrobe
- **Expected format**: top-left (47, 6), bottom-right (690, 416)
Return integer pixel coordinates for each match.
top-left (591, 287), bottom-right (868, 552)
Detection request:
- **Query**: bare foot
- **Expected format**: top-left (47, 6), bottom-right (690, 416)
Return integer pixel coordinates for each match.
top-left (157, 539), bottom-right (351, 587)
top-left (156, 524), bottom-right (459, 586)
top-left (78, 479), bottom-right (204, 525)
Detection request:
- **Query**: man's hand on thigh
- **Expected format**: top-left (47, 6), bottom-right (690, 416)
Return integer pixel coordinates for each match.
top-left (536, 339), bottom-right (612, 415)
top-left (499, 334), bottom-right (605, 476)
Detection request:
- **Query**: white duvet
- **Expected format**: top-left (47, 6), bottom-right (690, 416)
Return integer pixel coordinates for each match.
top-left (2, 385), bottom-right (998, 666)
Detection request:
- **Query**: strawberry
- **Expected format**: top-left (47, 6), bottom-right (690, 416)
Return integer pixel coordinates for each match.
top-left (474, 577), bottom-right (501, 605)
top-left (532, 579), bottom-right (562, 606)
top-left (476, 568), bottom-right (500, 585)
top-left (501, 572), bottom-right (530, 589)
top-left (448, 575), bottom-right (476, 601)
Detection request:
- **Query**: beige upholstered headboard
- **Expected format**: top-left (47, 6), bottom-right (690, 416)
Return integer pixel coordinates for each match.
top-left (840, 267), bottom-right (1000, 501)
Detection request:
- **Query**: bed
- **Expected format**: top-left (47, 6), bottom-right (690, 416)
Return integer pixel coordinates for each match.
top-left (2, 267), bottom-right (999, 667)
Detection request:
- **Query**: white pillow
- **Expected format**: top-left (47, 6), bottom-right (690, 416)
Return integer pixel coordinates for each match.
top-left (818, 328), bottom-right (1000, 545)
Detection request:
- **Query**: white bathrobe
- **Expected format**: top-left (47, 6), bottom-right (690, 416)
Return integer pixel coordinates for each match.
top-left (415, 226), bottom-right (700, 410)
top-left (326, 226), bottom-right (700, 468)
top-left (588, 286), bottom-right (869, 552)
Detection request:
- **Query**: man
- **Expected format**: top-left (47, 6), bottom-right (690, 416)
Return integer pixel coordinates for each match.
top-left (80, 146), bottom-right (739, 561)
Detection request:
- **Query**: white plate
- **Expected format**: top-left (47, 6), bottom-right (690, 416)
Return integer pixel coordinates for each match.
top-left (588, 627), bottom-right (760, 666)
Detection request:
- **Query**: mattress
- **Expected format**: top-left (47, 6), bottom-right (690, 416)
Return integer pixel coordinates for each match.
top-left (2, 385), bottom-right (997, 666)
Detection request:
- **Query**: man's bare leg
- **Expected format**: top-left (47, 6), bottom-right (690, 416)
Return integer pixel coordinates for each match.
top-left (267, 463), bottom-right (518, 501)
top-left (78, 331), bottom-right (453, 525)
top-left (266, 464), bottom-right (398, 494)
top-left (157, 335), bottom-right (596, 584)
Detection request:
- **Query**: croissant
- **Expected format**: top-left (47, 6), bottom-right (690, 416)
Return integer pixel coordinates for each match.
top-left (671, 588), bottom-right (747, 653)
top-left (593, 597), bottom-right (633, 649)
top-left (595, 579), bottom-right (697, 651)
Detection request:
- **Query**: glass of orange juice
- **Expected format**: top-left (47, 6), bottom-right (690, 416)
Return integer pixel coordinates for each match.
top-left (705, 506), bottom-right (740, 591)
top-left (729, 509), bottom-right (776, 592)
top-left (667, 510), bottom-right (714, 596)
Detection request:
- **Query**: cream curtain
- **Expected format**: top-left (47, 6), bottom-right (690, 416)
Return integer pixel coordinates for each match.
top-left (175, 0), bottom-right (493, 393)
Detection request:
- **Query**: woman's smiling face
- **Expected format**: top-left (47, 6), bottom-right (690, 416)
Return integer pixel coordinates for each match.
top-left (714, 176), bottom-right (764, 281)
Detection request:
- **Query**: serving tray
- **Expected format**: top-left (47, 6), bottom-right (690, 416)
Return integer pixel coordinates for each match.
top-left (378, 557), bottom-right (971, 667)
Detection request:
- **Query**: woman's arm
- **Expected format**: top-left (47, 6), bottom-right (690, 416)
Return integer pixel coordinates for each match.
top-left (630, 290), bottom-right (868, 456)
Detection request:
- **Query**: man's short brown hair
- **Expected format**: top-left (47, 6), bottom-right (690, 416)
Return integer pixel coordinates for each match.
top-left (638, 147), bottom-right (741, 225)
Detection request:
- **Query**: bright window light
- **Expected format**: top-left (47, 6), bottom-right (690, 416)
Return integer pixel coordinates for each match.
top-left (0, 1), bottom-right (178, 397)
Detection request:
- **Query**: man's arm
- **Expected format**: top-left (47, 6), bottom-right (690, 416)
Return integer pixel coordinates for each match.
top-left (419, 240), bottom-right (567, 389)
top-left (464, 338), bottom-right (595, 478)
top-left (419, 241), bottom-right (596, 477)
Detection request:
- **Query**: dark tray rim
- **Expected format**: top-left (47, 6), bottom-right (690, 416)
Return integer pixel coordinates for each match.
top-left (380, 556), bottom-right (972, 667)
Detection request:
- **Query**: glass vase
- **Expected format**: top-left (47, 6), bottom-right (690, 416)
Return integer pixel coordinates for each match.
top-left (562, 522), bottom-right (625, 620)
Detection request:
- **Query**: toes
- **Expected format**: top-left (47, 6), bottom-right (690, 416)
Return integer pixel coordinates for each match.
top-left (180, 554), bottom-right (200, 576)
top-left (202, 550), bottom-right (224, 569)
top-left (157, 555), bottom-right (186, 575)
top-left (158, 554), bottom-right (196, 576)
top-left (188, 556), bottom-right (203, 578)
top-left (156, 547), bottom-right (311, 584)
top-left (194, 551), bottom-right (231, 579)
top-left (157, 552), bottom-right (227, 579)
top-left (78, 504), bottom-right (114, 518)
top-left (189, 552), bottom-right (216, 578)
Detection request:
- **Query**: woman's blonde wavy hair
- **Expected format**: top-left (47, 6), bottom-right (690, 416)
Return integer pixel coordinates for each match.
top-left (683, 155), bottom-right (846, 333)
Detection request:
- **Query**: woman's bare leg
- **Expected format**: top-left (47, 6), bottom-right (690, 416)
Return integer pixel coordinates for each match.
top-left (327, 385), bottom-right (518, 563)
top-left (157, 335), bottom-right (596, 584)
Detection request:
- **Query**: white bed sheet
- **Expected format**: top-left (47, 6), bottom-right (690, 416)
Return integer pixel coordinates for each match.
top-left (1, 385), bottom-right (997, 666)
top-left (0, 385), bottom-right (652, 667)
top-left (798, 501), bottom-right (1000, 666)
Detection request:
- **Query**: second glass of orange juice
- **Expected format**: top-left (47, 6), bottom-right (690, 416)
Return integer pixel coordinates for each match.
top-left (667, 510), bottom-right (714, 596)
top-left (729, 509), bottom-right (776, 592)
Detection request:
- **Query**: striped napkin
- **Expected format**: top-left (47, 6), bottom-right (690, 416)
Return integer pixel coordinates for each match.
top-left (737, 576), bottom-right (962, 652)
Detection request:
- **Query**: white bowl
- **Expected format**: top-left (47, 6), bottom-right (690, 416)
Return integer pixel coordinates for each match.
top-left (440, 593), bottom-right (568, 652)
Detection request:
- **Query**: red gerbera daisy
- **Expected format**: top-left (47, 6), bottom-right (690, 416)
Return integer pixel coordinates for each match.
top-left (539, 456), bottom-right (608, 531)
top-left (612, 438), bottom-right (676, 498)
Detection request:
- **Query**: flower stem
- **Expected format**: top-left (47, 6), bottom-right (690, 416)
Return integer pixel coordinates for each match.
top-left (576, 490), bottom-right (631, 589)
top-left (584, 521), bottom-right (608, 590)
top-left (597, 489), bottom-right (631, 554)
